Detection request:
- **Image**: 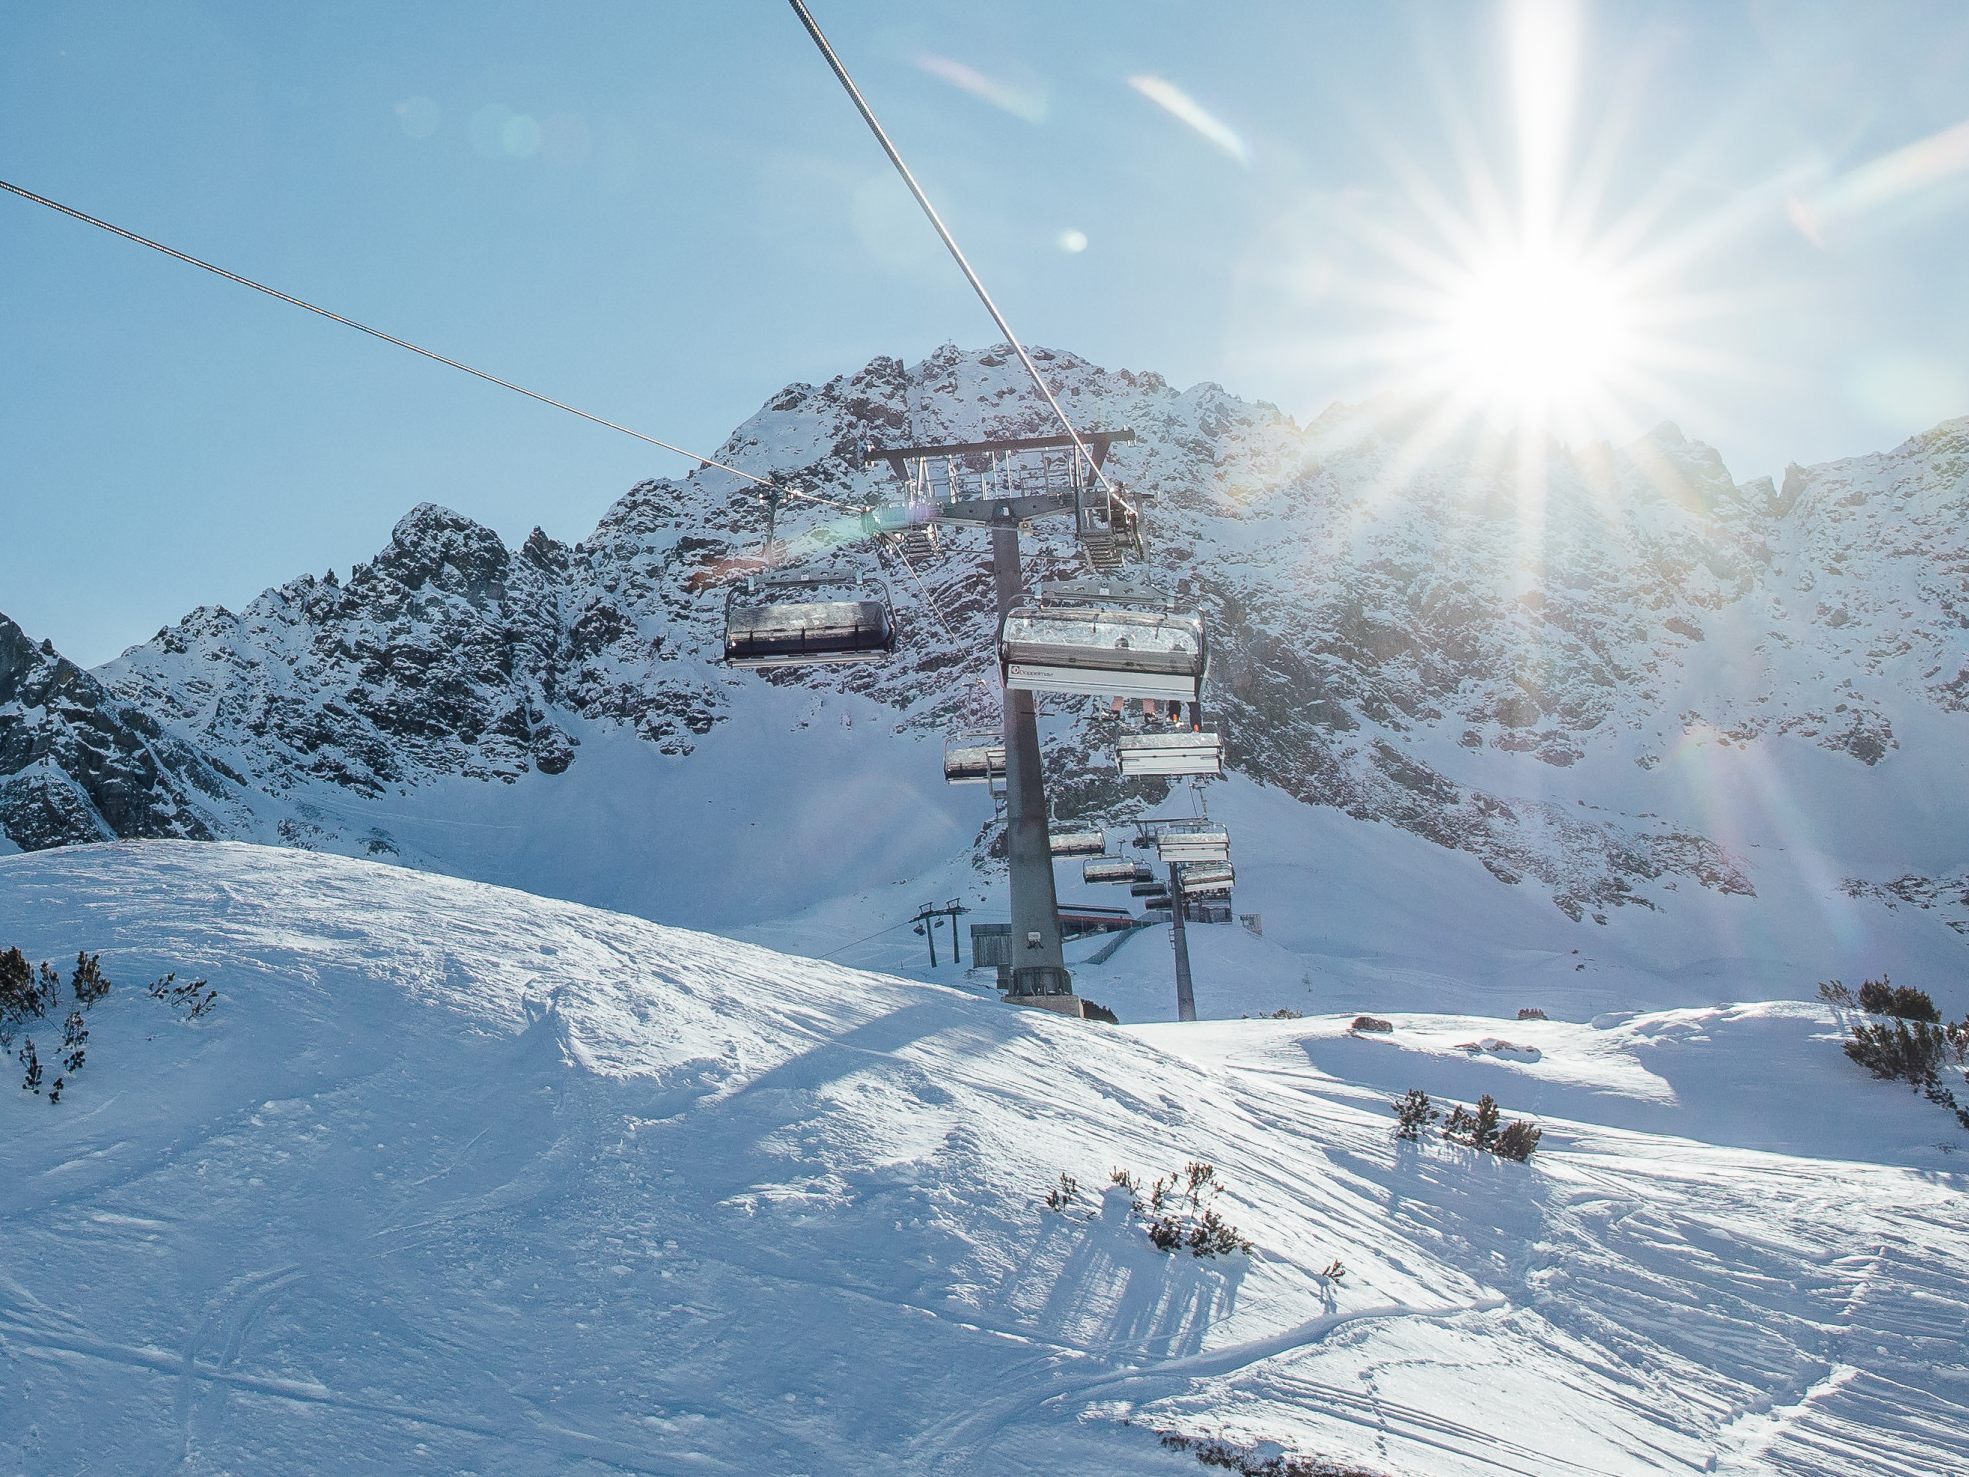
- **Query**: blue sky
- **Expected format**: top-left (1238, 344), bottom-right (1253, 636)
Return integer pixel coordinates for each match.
top-left (5, 1), bottom-right (1967, 665)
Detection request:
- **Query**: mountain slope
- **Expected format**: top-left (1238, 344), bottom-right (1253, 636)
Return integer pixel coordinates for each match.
top-left (2, 841), bottom-right (1966, 1474)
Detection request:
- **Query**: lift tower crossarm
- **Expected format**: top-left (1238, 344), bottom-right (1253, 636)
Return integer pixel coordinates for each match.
top-left (862, 429), bottom-right (1135, 480)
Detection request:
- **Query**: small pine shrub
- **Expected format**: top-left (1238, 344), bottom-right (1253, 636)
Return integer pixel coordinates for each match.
top-left (1108, 1160), bottom-right (1253, 1257)
top-left (2, 946), bottom-right (208, 1102)
top-left (1493, 1120), bottom-right (1543, 1161)
top-left (71, 952), bottom-right (110, 1006)
top-left (18, 1037), bottom-right (42, 1095)
top-left (60, 1010), bottom-right (88, 1074)
top-left (1817, 978), bottom-right (1856, 1008)
top-left (1843, 1017), bottom-right (1963, 1082)
top-left (1397, 1089), bottom-right (1540, 1162)
top-left (0, 948), bottom-right (30, 1020)
top-left (147, 973), bottom-right (218, 1019)
top-left (1392, 1089), bottom-right (1438, 1140)
top-left (1516, 1007), bottom-right (1548, 1021)
top-left (1448, 1094), bottom-right (1502, 1151)
top-left (1856, 976), bottom-right (1939, 1023)
top-left (1154, 1430), bottom-right (1385, 1476)
top-left (1843, 1015), bottom-right (1969, 1130)
top-left (1043, 1172), bottom-right (1079, 1212)
top-left (1082, 999), bottom-right (1121, 1025)
top-left (1351, 1015), bottom-right (1393, 1033)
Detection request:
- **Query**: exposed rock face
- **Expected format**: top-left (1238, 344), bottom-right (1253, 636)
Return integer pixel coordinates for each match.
top-left (0, 614), bottom-right (234, 849)
top-left (4, 346), bottom-right (1965, 927)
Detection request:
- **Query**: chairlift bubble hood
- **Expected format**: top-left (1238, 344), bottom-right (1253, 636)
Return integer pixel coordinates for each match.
top-left (1155, 821), bottom-right (1231, 864)
top-left (999, 591), bottom-right (1208, 704)
top-left (1082, 857), bottom-right (1151, 884)
top-left (1177, 860), bottom-right (1235, 896)
top-left (723, 570), bottom-right (896, 669)
top-left (1048, 829), bottom-right (1107, 857)
top-left (1115, 728), bottom-right (1224, 778)
top-left (942, 731), bottom-right (1006, 785)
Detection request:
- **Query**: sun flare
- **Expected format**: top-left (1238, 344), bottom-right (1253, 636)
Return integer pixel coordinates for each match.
top-left (1441, 246), bottom-right (1637, 423)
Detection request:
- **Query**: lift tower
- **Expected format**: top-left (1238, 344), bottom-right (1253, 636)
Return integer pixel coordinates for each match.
top-left (867, 430), bottom-right (1136, 1012)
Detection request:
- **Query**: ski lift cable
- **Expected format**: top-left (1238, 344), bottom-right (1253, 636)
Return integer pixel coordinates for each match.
top-left (786, 0), bottom-right (1135, 520)
top-left (0, 175), bottom-right (865, 520)
top-left (817, 915), bottom-right (918, 961)
top-left (888, 539), bottom-right (961, 646)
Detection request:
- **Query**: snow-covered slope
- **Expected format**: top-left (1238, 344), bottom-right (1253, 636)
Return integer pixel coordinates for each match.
top-left (3, 842), bottom-right (1966, 1474)
top-left (3, 346), bottom-right (1966, 1003)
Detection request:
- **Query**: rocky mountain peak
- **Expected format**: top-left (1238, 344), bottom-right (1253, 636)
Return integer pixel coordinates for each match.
top-left (4, 345), bottom-right (1964, 940)
top-left (0, 613), bottom-right (234, 849)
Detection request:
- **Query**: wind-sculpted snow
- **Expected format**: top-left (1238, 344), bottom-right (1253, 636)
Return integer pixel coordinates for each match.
top-left (4, 346), bottom-right (1967, 941)
top-left (3, 842), bottom-right (1966, 1473)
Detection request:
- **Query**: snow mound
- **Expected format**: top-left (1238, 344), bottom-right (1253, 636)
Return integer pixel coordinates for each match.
top-left (3, 842), bottom-right (1966, 1474)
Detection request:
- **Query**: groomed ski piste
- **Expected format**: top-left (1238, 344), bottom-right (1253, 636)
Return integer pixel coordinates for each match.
top-left (4, 841), bottom-right (1966, 1474)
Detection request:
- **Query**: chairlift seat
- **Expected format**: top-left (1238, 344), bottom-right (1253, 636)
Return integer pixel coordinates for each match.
top-left (1116, 729), bottom-right (1224, 778)
top-left (999, 605), bottom-right (1207, 703)
top-left (1049, 829), bottom-right (1106, 857)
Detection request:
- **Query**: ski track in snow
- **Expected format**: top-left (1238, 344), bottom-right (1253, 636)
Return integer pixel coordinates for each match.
top-left (2, 841), bottom-right (1967, 1474)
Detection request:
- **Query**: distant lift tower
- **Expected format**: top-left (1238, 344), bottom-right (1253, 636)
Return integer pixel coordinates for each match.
top-left (868, 430), bottom-right (1138, 1013)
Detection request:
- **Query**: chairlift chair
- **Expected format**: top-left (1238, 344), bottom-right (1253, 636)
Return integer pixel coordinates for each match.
top-left (942, 731), bottom-right (1006, 786)
top-left (1082, 856), bottom-right (1151, 885)
top-left (1155, 821), bottom-right (1231, 864)
top-left (1049, 828), bottom-right (1106, 857)
top-left (1115, 728), bottom-right (1224, 778)
top-left (999, 583), bottom-right (1207, 704)
top-left (1177, 861), bottom-right (1235, 896)
top-left (724, 571), bottom-right (896, 668)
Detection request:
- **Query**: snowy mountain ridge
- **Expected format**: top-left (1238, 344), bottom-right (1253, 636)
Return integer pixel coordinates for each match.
top-left (3, 345), bottom-right (1966, 961)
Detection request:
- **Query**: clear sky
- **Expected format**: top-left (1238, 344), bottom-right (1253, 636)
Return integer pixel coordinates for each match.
top-left (5, 1), bottom-right (1967, 665)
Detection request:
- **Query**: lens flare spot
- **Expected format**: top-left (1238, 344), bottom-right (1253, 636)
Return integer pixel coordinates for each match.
top-left (395, 96), bottom-right (440, 140)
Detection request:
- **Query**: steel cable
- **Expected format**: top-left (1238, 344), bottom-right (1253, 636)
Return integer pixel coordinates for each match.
top-left (786, 1), bottom-right (1136, 522)
top-left (0, 175), bottom-right (868, 519)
